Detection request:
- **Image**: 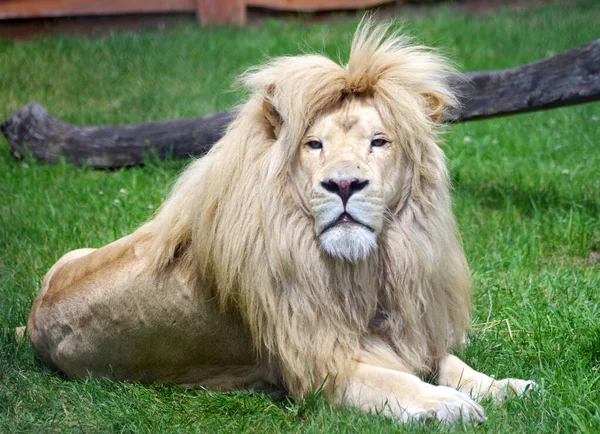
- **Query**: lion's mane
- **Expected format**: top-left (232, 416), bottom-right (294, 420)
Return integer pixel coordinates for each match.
top-left (140, 21), bottom-right (471, 397)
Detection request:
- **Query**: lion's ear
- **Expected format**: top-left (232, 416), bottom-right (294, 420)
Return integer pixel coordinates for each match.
top-left (421, 91), bottom-right (446, 124)
top-left (263, 85), bottom-right (282, 139)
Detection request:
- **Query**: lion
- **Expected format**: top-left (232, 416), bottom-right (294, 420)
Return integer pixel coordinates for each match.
top-left (26, 20), bottom-right (535, 424)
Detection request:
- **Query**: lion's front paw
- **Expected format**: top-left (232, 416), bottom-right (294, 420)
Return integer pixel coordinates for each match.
top-left (416, 385), bottom-right (487, 425)
top-left (489, 378), bottom-right (537, 403)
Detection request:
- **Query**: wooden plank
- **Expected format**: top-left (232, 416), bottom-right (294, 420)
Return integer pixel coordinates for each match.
top-left (0, 0), bottom-right (392, 20)
top-left (0, 0), bottom-right (196, 19)
top-left (0, 0), bottom-right (391, 22)
top-left (2, 39), bottom-right (599, 169)
top-left (196, 0), bottom-right (246, 25)
top-left (247, 0), bottom-right (392, 12)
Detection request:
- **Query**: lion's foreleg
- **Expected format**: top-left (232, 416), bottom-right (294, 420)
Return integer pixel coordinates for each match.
top-left (338, 361), bottom-right (485, 424)
top-left (437, 354), bottom-right (536, 403)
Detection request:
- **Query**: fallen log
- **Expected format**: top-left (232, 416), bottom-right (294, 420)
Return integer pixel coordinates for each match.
top-left (446, 38), bottom-right (600, 122)
top-left (2, 106), bottom-right (234, 169)
top-left (2, 39), bottom-right (599, 169)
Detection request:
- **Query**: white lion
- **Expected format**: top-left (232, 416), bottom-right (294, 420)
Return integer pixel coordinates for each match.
top-left (27, 20), bottom-right (534, 424)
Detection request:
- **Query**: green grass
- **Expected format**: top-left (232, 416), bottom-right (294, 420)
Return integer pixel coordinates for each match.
top-left (1, 1), bottom-right (599, 432)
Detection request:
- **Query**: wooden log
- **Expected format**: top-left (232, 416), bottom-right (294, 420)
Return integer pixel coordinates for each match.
top-left (446, 38), bottom-right (600, 122)
top-left (1, 104), bottom-right (234, 168)
top-left (2, 39), bottom-right (599, 169)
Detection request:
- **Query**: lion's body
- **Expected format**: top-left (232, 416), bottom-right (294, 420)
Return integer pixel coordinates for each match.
top-left (27, 20), bottom-right (534, 423)
top-left (28, 235), bottom-right (271, 389)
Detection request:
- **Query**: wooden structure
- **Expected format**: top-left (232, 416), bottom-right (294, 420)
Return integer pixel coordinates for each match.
top-left (2, 39), bottom-right (599, 169)
top-left (0, 0), bottom-right (392, 25)
top-left (0, 0), bottom-right (198, 19)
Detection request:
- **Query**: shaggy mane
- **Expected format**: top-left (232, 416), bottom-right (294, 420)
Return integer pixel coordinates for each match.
top-left (139, 19), bottom-right (470, 397)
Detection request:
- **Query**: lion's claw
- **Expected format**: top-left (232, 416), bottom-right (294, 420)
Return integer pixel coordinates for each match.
top-left (408, 385), bottom-right (487, 424)
top-left (489, 378), bottom-right (537, 403)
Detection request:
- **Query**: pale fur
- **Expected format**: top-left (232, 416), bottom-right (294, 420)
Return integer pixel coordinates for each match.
top-left (27, 19), bottom-right (535, 423)
top-left (142, 19), bottom-right (469, 396)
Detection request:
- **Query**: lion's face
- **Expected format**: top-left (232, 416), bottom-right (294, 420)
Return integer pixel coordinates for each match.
top-left (294, 97), bottom-right (402, 262)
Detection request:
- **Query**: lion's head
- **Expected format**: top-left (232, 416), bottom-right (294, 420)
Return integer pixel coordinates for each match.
top-left (293, 97), bottom-right (400, 262)
top-left (241, 22), bottom-right (458, 264)
top-left (147, 20), bottom-right (470, 395)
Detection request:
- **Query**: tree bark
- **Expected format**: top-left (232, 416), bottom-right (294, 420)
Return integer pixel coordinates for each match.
top-left (2, 106), bottom-right (234, 168)
top-left (446, 38), bottom-right (600, 122)
top-left (2, 39), bottom-right (598, 169)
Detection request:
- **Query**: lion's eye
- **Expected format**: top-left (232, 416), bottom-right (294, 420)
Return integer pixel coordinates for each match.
top-left (306, 140), bottom-right (323, 150)
top-left (371, 138), bottom-right (388, 147)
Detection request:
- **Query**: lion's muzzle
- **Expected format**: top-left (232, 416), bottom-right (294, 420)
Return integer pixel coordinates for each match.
top-left (315, 176), bottom-right (379, 262)
top-left (320, 177), bottom-right (369, 206)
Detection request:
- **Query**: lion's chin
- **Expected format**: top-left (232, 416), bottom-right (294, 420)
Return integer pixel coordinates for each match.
top-left (319, 225), bottom-right (377, 263)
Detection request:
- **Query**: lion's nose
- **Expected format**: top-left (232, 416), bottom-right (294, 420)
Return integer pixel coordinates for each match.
top-left (320, 178), bottom-right (369, 206)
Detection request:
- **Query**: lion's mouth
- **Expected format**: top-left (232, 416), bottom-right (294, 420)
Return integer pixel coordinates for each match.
top-left (322, 212), bottom-right (374, 233)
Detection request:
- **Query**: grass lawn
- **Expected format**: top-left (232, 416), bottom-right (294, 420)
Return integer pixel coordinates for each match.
top-left (1, 1), bottom-right (599, 432)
